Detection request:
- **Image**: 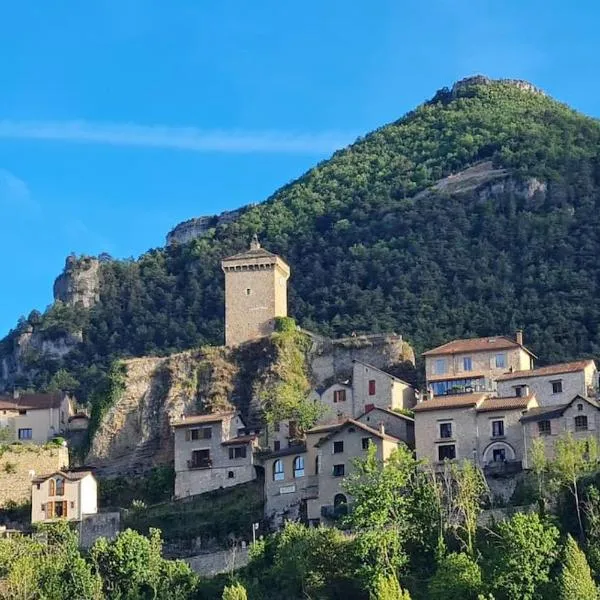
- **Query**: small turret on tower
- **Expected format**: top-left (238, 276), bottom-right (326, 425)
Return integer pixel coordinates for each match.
top-left (221, 237), bottom-right (290, 347)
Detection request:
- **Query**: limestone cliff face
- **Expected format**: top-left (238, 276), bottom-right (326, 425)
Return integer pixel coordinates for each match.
top-left (166, 207), bottom-right (248, 246)
top-left (53, 255), bottom-right (100, 308)
top-left (85, 333), bottom-right (415, 477)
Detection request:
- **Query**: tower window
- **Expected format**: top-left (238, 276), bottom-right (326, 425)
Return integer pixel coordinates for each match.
top-left (245, 288), bottom-right (252, 296)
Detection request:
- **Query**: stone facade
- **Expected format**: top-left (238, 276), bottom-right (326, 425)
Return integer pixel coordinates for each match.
top-left (521, 395), bottom-right (600, 466)
top-left (497, 360), bottom-right (597, 407)
top-left (413, 394), bottom-right (538, 469)
top-left (79, 511), bottom-right (120, 549)
top-left (221, 238), bottom-right (290, 347)
top-left (356, 407), bottom-right (415, 448)
top-left (31, 471), bottom-right (97, 523)
top-left (0, 445), bottom-right (68, 507)
top-left (173, 413), bottom-right (257, 499)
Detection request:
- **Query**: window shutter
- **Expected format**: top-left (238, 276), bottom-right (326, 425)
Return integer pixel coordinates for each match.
top-left (185, 429), bottom-right (190, 442)
top-left (63, 501), bottom-right (68, 518)
top-left (47, 502), bottom-right (54, 519)
top-left (49, 479), bottom-right (55, 496)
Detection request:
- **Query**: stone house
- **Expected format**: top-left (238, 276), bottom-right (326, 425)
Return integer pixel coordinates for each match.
top-left (31, 470), bottom-right (97, 524)
top-left (221, 236), bottom-right (290, 347)
top-left (521, 395), bottom-right (600, 466)
top-left (423, 332), bottom-right (535, 396)
top-left (0, 392), bottom-right (74, 444)
top-left (356, 406), bottom-right (415, 448)
top-left (413, 393), bottom-right (538, 472)
top-left (497, 360), bottom-right (598, 407)
top-left (173, 412), bottom-right (259, 499)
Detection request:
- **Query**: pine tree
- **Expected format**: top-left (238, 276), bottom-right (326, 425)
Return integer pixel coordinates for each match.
top-left (556, 535), bottom-right (598, 600)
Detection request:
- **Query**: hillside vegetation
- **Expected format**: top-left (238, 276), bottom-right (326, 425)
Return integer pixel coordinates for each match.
top-left (3, 77), bottom-right (600, 401)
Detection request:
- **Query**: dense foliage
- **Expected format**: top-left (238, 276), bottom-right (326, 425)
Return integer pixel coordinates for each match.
top-left (4, 78), bottom-right (600, 401)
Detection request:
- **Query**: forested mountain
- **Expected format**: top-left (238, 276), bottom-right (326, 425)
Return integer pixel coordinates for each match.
top-left (3, 75), bottom-right (600, 400)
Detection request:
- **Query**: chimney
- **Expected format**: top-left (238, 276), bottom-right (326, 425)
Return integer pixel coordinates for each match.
top-left (12, 388), bottom-right (20, 400)
top-left (379, 422), bottom-right (385, 436)
top-left (516, 329), bottom-right (524, 346)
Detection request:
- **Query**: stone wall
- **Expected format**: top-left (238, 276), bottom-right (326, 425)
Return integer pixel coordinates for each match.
top-left (185, 546), bottom-right (250, 576)
top-left (79, 511), bottom-right (120, 549)
top-left (0, 445), bottom-right (68, 507)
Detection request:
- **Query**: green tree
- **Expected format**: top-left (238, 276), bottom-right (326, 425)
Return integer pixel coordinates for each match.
top-left (530, 437), bottom-right (548, 511)
top-left (555, 534), bottom-right (597, 600)
top-left (428, 552), bottom-right (483, 600)
top-left (371, 574), bottom-right (411, 599)
top-left (343, 444), bottom-right (418, 590)
top-left (488, 513), bottom-right (559, 600)
top-left (46, 368), bottom-right (80, 393)
top-left (222, 581), bottom-right (248, 600)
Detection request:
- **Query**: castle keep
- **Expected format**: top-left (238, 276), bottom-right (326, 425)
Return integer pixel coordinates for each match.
top-left (221, 236), bottom-right (290, 347)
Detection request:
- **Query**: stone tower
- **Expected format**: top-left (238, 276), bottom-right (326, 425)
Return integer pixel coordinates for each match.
top-left (221, 236), bottom-right (290, 347)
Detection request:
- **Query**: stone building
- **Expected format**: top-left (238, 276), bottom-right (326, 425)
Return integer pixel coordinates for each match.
top-left (221, 236), bottom-right (290, 347)
top-left (413, 393), bottom-right (538, 472)
top-left (356, 406), bottom-right (415, 448)
top-left (0, 392), bottom-right (74, 444)
top-left (521, 395), bottom-right (600, 465)
top-left (173, 412), bottom-right (259, 499)
top-left (496, 360), bottom-right (597, 407)
top-left (422, 331), bottom-right (535, 396)
top-left (31, 470), bottom-right (97, 523)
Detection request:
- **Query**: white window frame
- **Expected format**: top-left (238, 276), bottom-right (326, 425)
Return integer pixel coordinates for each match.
top-left (491, 419), bottom-right (505, 438)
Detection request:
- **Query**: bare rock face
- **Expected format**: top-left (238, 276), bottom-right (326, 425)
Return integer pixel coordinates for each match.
top-left (53, 255), bottom-right (100, 308)
top-left (166, 207), bottom-right (248, 246)
top-left (451, 75), bottom-right (545, 97)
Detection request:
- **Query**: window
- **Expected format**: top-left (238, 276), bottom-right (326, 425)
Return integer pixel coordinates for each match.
top-left (274, 422), bottom-right (281, 432)
top-left (439, 422), bottom-right (453, 439)
top-left (18, 409), bottom-right (27, 415)
top-left (552, 380), bottom-right (563, 394)
top-left (362, 437), bottom-right (371, 450)
top-left (228, 471), bottom-right (235, 479)
top-left (578, 404), bottom-right (584, 411)
top-left (229, 446), bottom-right (247, 460)
top-left (538, 420), bottom-right (551, 436)
top-left (495, 354), bottom-right (506, 368)
top-left (492, 420), bottom-right (505, 438)
top-left (438, 444), bottom-right (456, 461)
top-left (273, 459), bottom-right (284, 481)
top-left (70, 501), bottom-right (75, 509)
top-left (514, 385), bottom-right (527, 397)
top-left (333, 464), bottom-right (345, 477)
top-left (575, 416), bottom-right (588, 432)
top-left (315, 455), bottom-right (320, 475)
top-left (434, 359), bottom-right (447, 375)
top-left (333, 389), bottom-right (346, 403)
top-left (333, 441), bottom-right (344, 454)
top-left (187, 427), bottom-right (211, 441)
top-left (463, 357), bottom-right (473, 371)
top-left (49, 479), bottom-right (56, 496)
top-left (492, 448), bottom-right (506, 462)
top-left (245, 288), bottom-right (252, 295)
top-left (273, 440), bottom-right (281, 451)
top-left (18, 428), bottom-right (32, 440)
top-left (189, 449), bottom-right (211, 469)
top-left (55, 478), bottom-right (65, 496)
top-left (294, 456), bottom-right (305, 478)
top-left (368, 380), bottom-right (376, 396)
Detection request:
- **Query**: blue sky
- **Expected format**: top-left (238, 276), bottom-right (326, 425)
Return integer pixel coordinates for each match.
top-left (1, 0), bottom-right (599, 337)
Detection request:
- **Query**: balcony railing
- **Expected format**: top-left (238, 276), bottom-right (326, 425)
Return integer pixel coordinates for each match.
top-left (484, 460), bottom-right (522, 476)
top-left (187, 459), bottom-right (212, 470)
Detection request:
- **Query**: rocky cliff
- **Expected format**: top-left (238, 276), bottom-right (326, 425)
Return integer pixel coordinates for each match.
top-left (166, 207), bottom-right (249, 246)
top-left (53, 255), bottom-right (100, 308)
top-left (85, 332), bottom-right (414, 476)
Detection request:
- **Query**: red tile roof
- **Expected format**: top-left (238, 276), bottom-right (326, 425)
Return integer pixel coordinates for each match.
top-left (477, 395), bottom-right (536, 413)
top-left (313, 418), bottom-right (400, 447)
top-left (31, 470), bottom-right (93, 484)
top-left (423, 336), bottom-right (535, 357)
top-left (0, 393), bottom-right (66, 411)
top-left (172, 412), bottom-right (236, 428)
top-left (496, 360), bottom-right (595, 381)
top-left (221, 435), bottom-right (257, 446)
top-left (412, 393), bottom-right (489, 413)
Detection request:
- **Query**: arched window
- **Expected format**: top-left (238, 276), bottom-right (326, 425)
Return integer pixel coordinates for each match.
top-left (48, 479), bottom-right (55, 496)
top-left (334, 493), bottom-right (347, 507)
top-left (294, 456), bottom-right (305, 478)
top-left (55, 477), bottom-right (65, 496)
top-left (315, 455), bottom-right (320, 475)
top-left (334, 493), bottom-right (348, 516)
top-left (273, 459), bottom-right (284, 481)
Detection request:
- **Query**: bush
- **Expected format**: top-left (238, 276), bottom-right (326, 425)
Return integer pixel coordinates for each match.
top-left (428, 553), bottom-right (482, 600)
top-left (222, 582), bottom-right (248, 600)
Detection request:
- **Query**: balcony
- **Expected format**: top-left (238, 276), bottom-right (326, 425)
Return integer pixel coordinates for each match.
top-left (484, 460), bottom-right (522, 477)
top-left (187, 459), bottom-right (212, 470)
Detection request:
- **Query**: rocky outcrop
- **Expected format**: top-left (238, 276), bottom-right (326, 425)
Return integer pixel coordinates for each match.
top-left (53, 255), bottom-right (100, 308)
top-left (166, 207), bottom-right (248, 246)
top-left (451, 75), bottom-right (545, 97)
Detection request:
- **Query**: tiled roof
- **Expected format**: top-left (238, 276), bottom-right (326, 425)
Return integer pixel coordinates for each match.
top-left (477, 395), bottom-right (535, 413)
top-left (221, 435), bottom-right (257, 446)
top-left (260, 444), bottom-right (307, 459)
top-left (412, 393), bottom-right (489, 413)
top-left (172, 412), bottom-right (236, 428)
top-left (0, 393), bottom-right (65, 411)
top-left (305, 422), bottom-right (343, 435)
top-left (313, 418), bottom-right (400, 447)
top-left (222, 246), bottom-right (278, 262)
top-left (427, 372), bottom-right (487, 382)
top-left (496, 360), bottom-right (595, 381)
top-left (32, 470), bottom-right (93, 484)
top-left (423, 336), bottom-right (535, 357)
top-left (520, 405), bottom-right (568, 423)
top-left (358, 406), bottom-right (415, 423)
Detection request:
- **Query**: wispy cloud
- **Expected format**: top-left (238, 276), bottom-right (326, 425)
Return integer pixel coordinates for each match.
top-left (0, 120), bottom-right (355, 154)
top-left (0, 168), bottom-right (40, 216)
